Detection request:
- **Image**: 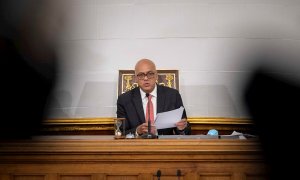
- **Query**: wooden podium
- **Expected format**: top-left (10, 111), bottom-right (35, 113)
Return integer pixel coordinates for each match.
top-left (0, 136), bottom-right (268, 180)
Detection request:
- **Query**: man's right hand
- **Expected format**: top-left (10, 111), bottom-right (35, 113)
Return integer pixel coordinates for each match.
top-left (136, 123), bottom-right (148, 135)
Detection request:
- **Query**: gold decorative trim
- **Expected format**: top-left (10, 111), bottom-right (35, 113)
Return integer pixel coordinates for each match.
top-left (41, 126), bottom-right (113, 132)
top-left (44, 117), bottom-right (252, 125)
top-left (41, 117), bottom-right (254, 133)
top-left (44, 117), bottom-right (113, 125)
top-left (188, 117), bottom-right (253, 125)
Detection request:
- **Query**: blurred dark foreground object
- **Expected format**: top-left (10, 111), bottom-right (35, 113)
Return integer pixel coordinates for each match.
top-left (0, 38), bottom-right (56, 139)
top-left (244, 67), bottom-right (300, 179)
top-left (0, 0), bottom-right (63, 139)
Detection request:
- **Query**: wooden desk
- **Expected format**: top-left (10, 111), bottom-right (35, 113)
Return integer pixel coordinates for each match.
top-left (0, 136), bottom-right (268, 180)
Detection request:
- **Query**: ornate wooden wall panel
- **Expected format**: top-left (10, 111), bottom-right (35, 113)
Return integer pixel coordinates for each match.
top-left (118, 70), bottom-right (179, 95)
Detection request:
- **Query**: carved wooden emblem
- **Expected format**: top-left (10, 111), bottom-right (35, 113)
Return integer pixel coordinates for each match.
top-left (118, 70), bottom-right (179, 96)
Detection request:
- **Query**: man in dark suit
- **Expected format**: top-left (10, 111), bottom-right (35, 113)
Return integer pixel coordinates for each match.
top-left (117, 59), bottom-right (191, 136)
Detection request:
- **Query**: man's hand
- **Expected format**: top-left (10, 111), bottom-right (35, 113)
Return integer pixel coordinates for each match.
top-left (176, 118), bottom-right (187, 130)
top-left (136, 123), bottom-right (149, 135)
top-left (136, 123), bottom-right (157, 135)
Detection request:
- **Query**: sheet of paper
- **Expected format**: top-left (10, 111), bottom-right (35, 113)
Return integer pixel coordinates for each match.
top-left (154, 106), bottom-right (184, 130)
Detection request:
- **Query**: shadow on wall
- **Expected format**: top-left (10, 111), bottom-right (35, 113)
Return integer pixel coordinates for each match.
top-left (75, 81), bottom-right (118, 117)
top-left (45, 90), bottom-right (73, 118)
top-left (181, 85), bottom-right (239, 117)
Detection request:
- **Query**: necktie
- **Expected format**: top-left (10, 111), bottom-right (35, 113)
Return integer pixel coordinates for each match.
top-left (145, 94), bottom-right (154, 124)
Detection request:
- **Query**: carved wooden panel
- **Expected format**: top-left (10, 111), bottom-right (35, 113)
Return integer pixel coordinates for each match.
top-left (107, 175), bottom-right (137, 180)
top-left (60, 175), bottom-right (92, 180)
top-left (118, 70), bottom-right (179, 95)
top-left (13, 175), bottom-right (45, 180)
top-left (199, 174), bottom-right (231, 180)
top-left (0, 137), bottom-right (269, 180)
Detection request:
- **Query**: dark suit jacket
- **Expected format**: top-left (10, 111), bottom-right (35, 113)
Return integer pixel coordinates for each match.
top-left (117, 85), bottom-right (191, 135)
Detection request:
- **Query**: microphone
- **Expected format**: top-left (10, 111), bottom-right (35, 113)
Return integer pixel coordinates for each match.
top-left (156, 170), bottom-right (161, 180)
top-left (177, 169), bottom-right (181, 180)
top-left (141, 93), bottom-right (157, 139)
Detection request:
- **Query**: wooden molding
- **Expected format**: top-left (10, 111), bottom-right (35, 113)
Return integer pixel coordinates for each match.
top-left (41, 117), bottom-right (255, 135)
top-left (44, 117), bottom-right (252, 125)
top-left (188, 117), bottom-right (252, 124)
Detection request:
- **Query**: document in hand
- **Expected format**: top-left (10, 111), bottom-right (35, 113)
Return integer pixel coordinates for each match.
top-left (154, 106), bottom-right (184, 130)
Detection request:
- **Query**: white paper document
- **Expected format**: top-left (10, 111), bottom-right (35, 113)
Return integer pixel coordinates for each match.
top-left (154, 106), bottom-right (184, 130)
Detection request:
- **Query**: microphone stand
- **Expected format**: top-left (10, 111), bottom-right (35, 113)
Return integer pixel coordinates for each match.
top-left (141, 93), bottom-right (157, 139)
top-left (177, 169), bottom-right (181, 180)
top-left (156, 170), bottom-right (161, 180)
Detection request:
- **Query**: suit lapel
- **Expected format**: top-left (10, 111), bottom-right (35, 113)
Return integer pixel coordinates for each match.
top-left (132, 88), bottom-right (145, 123)
top-left (157, 85), bottom-right (165, 113)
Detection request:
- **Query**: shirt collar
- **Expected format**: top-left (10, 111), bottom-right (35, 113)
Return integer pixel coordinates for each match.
top-left (140, 84), bottom-right (157, 99)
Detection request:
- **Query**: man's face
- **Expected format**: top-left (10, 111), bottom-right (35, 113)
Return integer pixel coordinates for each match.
top-left (135, 62), bottom-right (158, 93)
